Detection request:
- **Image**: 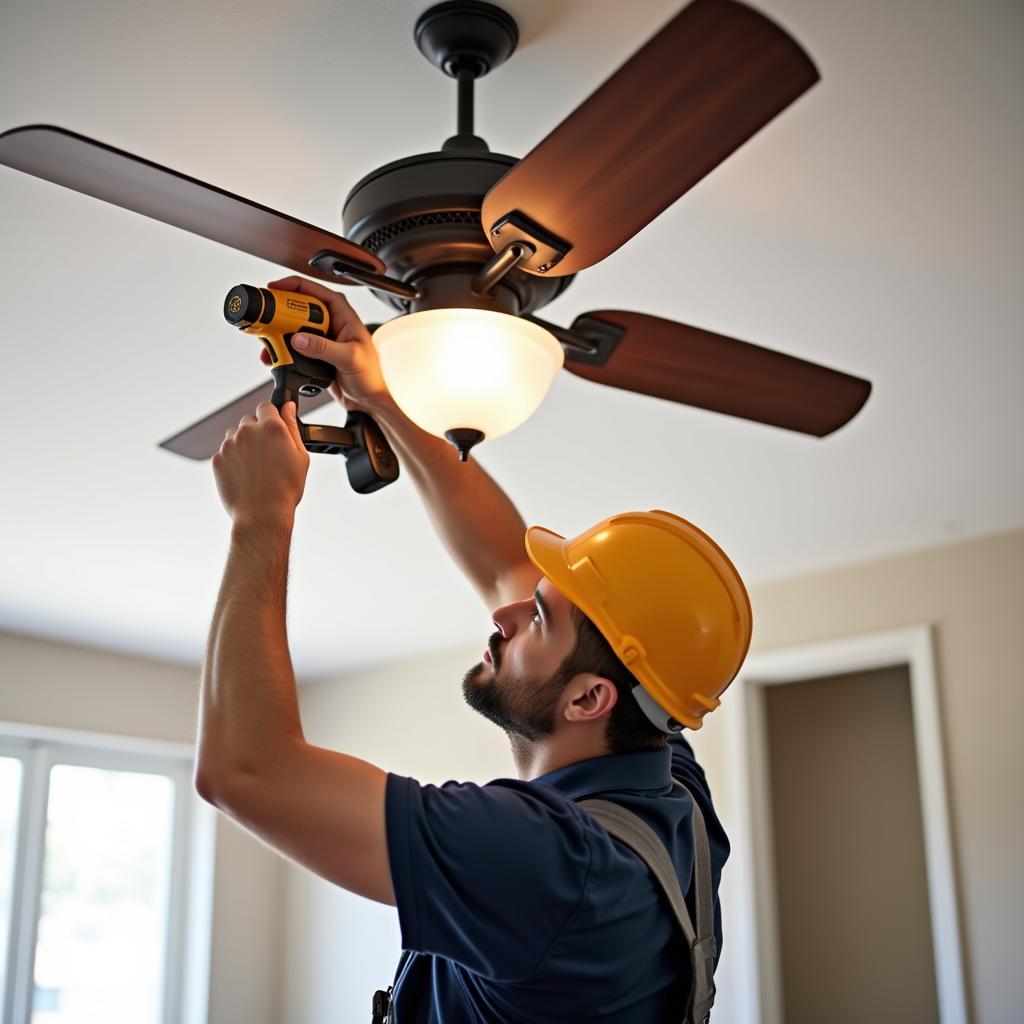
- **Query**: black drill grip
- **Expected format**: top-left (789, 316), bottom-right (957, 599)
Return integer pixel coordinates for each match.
top-left (269, 366), bottom-right (398, 493)
top-left (342, 411), bottom-right (400, 493)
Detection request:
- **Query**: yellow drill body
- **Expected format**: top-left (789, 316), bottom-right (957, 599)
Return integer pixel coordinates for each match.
top-left (224, 284), bottom-right (330, 366)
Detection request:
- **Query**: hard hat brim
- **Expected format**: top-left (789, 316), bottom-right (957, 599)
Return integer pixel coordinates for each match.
top-left (526, 524), bottom-right (619, 646)
top-left (524, 526), bottom-right (578, 609)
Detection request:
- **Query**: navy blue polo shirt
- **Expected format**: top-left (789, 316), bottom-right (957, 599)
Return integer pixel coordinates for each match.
top-left (384, 734), bottom-right (729, 1023)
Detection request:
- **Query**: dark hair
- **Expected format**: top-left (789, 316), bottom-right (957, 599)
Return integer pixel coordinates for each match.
top-left (562, 607), bottom-right (668, 754)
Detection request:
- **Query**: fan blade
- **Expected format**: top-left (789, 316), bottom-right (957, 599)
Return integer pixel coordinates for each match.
top-left (563, 311), bottom-right (871, 437)
top-left (159, 382), bottom-right (334, 460)
top-left (482, 0), bottom-right (818, 277)
top-left (0, 125), bottom-right (385, 283)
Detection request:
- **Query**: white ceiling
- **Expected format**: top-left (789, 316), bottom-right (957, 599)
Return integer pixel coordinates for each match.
top-left (1, 0), bottom-right (1021, 679)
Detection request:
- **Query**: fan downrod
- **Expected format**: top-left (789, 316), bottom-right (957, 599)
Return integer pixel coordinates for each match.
top-left (415, 1), bottom-right (518, 152)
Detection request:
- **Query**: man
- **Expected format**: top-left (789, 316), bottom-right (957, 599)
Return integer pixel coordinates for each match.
top-left (196, 276), bottom-right (752, 1023)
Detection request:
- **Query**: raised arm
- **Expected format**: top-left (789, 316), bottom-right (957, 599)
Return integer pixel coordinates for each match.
top-left (197, 400), bottom-right (394, 906)
top-left (265, 276), bottom-right (540, 608)
top-left (366, 398), bottom-right (540, 608)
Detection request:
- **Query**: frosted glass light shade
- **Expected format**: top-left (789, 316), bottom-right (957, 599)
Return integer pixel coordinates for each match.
top-left (373, 308), bottom-right (565, 442)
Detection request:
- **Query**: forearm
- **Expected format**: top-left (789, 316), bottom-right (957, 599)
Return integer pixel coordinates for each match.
top-left (366, 395), bottom-right (538, 606)
top-left (197, 518), bottom-right (304, 789)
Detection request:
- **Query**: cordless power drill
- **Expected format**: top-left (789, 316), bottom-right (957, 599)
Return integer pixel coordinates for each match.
top-left (223, 284), bottom-right (398, 494)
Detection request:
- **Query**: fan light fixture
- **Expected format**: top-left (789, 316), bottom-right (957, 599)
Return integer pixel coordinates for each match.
top-left (373, 308), bottom-right (564, 460)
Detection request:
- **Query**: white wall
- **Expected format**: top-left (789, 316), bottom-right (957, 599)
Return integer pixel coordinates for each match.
top-left (285, 527), bottom-right (1024, 1024)
top-left (0, 630), bottom-right (284, 1024)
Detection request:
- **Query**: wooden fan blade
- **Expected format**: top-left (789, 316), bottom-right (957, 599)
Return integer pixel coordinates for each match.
top-left (159, 382), bottom-right (334, 460)
top-left (0, 125), bottom-right (385, 283)
top-left (564, 311), bottom-right (871, 436)
top-left (482, 0), bottom-right (818, 277)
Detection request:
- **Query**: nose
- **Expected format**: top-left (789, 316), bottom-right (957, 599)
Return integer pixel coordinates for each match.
top-left (491, 605), bottom-right (514, 640)
top-left (490, 597), bottom-right (530, 640)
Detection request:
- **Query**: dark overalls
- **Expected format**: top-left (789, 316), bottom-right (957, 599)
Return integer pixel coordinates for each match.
top-left (380, 734), bottom-right (729, 1022)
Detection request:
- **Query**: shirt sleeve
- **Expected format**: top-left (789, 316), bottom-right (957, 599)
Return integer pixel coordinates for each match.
top-left (385, 772), bottom-right (593, 982)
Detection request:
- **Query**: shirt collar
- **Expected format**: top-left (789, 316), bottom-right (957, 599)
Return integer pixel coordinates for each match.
top-left (533, 745), bottom-right (672, 801)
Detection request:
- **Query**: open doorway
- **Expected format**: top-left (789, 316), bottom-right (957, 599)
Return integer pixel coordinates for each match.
top-left (724, 627), bottom-right (968, 1024)
top-left (763, 665), bottom-right (938, 1022)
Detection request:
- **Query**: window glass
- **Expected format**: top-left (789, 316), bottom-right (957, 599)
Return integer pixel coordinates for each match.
top-left (32, 764), bottom-right (175, 1024)
top-left (0, 756), bottom-right (23, 1012)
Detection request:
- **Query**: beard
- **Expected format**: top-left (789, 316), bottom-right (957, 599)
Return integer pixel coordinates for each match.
top-left (461, 630), bottom-right (569, 742)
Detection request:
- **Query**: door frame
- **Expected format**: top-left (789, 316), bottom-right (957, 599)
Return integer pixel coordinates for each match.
top-left (723, 625), bottom-right (968, 1024)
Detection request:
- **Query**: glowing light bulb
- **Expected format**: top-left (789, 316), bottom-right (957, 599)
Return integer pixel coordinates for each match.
top-left (372, 308), bottom-right (564, 459)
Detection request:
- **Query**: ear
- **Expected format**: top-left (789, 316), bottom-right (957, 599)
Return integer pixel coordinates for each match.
top-left (562, 672), bottom-right (618, 725)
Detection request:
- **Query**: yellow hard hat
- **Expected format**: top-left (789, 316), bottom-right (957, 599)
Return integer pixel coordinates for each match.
top-left (525, 510), bottom-right (752, 731)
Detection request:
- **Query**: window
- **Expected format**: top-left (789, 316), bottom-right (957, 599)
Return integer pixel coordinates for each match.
top-left (0, 757), bottom-right (22, 1015)
top-left (0, 729), bottom-right (214, 1024)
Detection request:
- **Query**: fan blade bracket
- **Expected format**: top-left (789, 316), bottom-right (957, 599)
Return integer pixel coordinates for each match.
top-left (471, 241), bottom-right (534, 296)
top-left (308, 249), bottom-right (422, 300)
top-left (566, 314), bottom-right (627, 366)
top-left (526, 313), bottom-right (625, 367)
top-left (488, 211), bottom-right (571, 275)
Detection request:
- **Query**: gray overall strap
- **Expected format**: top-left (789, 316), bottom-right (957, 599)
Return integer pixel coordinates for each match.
top-left (578, 779), bottom-right (716, 1024)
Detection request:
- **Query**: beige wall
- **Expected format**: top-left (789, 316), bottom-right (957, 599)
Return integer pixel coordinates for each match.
top-left (0, 629), bottom-right (284, 1024)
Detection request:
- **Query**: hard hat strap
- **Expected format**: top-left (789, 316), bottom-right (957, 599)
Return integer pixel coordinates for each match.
top-left (631, 683), bottom-right (683, 734)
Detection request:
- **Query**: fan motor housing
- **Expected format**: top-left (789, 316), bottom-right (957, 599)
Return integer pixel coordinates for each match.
top-left (341, 148), bottom-right (574, 316)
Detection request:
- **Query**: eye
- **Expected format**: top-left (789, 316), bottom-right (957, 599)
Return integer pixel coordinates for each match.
top-left (531, 609), bottom-right (542, 625)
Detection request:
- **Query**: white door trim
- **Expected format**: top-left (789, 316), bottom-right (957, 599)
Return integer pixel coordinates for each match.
top-left (723, 625), bottom-right (968, 1024)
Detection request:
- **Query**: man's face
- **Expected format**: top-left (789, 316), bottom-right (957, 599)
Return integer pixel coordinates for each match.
top-left (462, 577), bottom-right (580, 741)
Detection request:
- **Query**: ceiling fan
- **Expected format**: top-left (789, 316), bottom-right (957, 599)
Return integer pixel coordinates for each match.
top-left (0, 0), bottom-right (871, 465)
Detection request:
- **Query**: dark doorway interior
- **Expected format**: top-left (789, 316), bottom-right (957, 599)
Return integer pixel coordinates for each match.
top-left (763, 665), bottom-right (940, 1024)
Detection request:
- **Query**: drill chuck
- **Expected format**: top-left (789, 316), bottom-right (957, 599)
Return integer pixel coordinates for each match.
top-left (224, 284), bottom-right (267, 327)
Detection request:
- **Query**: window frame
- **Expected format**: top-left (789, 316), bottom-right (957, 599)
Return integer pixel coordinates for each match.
top-left (0, 723), bottom-right (215, 1024)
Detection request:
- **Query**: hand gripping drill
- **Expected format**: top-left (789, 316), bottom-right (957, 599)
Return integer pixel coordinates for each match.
top-left (224, 284), bottom-right (399, 494)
